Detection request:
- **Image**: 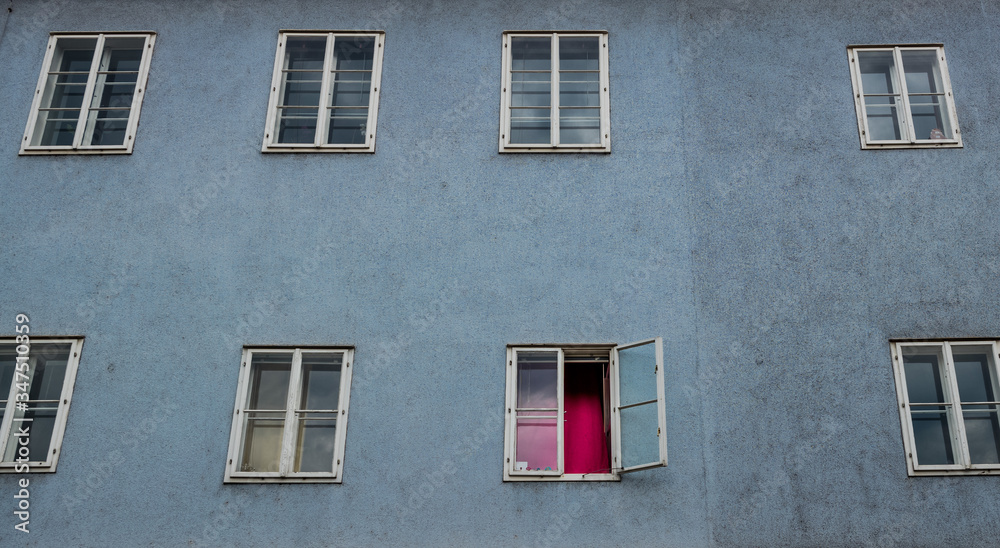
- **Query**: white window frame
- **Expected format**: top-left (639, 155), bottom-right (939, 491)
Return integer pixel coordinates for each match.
top-left (0, 337), bottom-right (84, 473)
top-left (20, 32), bottom-right (156, 155)
top-left (224, 346), bottom-right (355, 483)
top-left (262, 31), bottom-right (385, 153)
top-left (503, 339), bottom-right (667, 482)
top-left (499, 31), bottom-right (611, 153)
top-left (891, 339), bottom-right (1000, 476)
top-left (848, 44), bottom-right (962, 149)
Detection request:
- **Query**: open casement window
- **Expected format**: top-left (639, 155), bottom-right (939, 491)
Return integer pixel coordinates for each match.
top-left (848, 45), bottom-right (961, 149)
top-left (891, 340), bottom-right (1000, 476)
top-left (499, 31), bottom-right (610, 153)
top-left (225, 347), bottom-right (354, 483)
top-left (503, 338), bottom-right (666, 481)
top-left (21, 32), bottom-right (156, 155)
top-left (0, 338), bottom-right (84, 473)
top-left (262, 31), bottom-right (384, 153)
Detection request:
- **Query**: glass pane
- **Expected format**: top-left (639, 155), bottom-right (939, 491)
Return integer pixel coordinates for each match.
top-left (276, 107), bottom-right (318, 144)
top-left (909, 95), bottom-right (951, 140)
top-left (285, 37), bottom-right (327, 70)
top-left (559, 37), bottom-right (599, 71)
top-left (963, 408), bottom-right (1000, 464)
top-left (49, 39), bottom-right (98, 73)
top-left (280, 71), bottom-right (322, 107)
top-left (560, 107), bottom-right (601, 145)
top-left (901, 50), bottom-right (944, 95)
top-left (330, 71), bottom-right (371, 108)
top-left (516, 351), bottom-right (557, 409)
top-left (329, 108), bottom-right (368, 144)
top-left (515, 416), bottom-right (558, 471)
top-left (618, 342), bottom-right (658, 405)
top-left (299, 353), bottom-right (342, 410)
top-left (100, 37), bottom-right (145, 70)
top-left (333, 36), bottom-right (374, 71)
top-left (953, 346), bottom-right (997, 403)
top-left (45, 73), bottom-right (89, 109)
top-left (559, 70), bottom-right (599, 107)
top-left (33, 41), bottom-right (97, 147)
top-left (26, 346), bottom-right (70, 401)
top-left (87, 109), bottom-right (131, 146)
top-left (901, 346), bottom-right (948, 403)
top-left (857, 50), bottom-right (897, 95)
top-left (510, 109), bottom-right (550, 144)
top-left (620, 402), bottom-right (660, 467)
top-left (0, 347), bottom-right (16, 415)
top-left (295, 415), bottom-right (337, 472)
top-left (247, 353), bottom-right (292, 410)
top-left (511, 37), bottom-right (550, 71)
top-left (864, 96), bottom-right (902, 141)
top-left (910, 406), bottom-right (955, 465)
top-left (2, 406), bottom-right (58, 462)
top-left (240, 412), bottom-right (284, 472)
top-left (511, 72), bottom-right (550, 107)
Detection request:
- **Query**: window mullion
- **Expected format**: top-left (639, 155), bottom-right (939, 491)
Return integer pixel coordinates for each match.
top-left (73, 34), bottom-right (104, 149)
top-left (893, 47), bottom-right (916, 143)
top-left (279, 349), bottom-right (304, 476)
top-left (315, 34), bottom-right (337, 147)
top-left (600, 34), bottom-right (610, 148)
top-left (943, 342), bottom-right (972, 467)
top-left (551, 34), bottom-right (559, 146)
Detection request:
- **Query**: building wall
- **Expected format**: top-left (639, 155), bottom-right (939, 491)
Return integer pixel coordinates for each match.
top-left (0, 0), bottom-right (999, 546)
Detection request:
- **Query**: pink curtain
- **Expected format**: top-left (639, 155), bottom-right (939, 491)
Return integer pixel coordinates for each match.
top-left (564, 363), bottom-right (609, 474)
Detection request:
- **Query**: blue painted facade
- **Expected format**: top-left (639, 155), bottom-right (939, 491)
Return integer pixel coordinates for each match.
top-left (1, 0), bottom-right (999, 545)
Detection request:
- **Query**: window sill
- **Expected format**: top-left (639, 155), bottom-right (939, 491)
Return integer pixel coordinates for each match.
top-left (224, 475), bottom-right (342, 484)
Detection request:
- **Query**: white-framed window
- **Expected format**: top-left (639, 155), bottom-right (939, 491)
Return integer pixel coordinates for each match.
top-left (891, 340), bottom-right (1000, 476)
top-left (20, 32), bottom-right (156, 155)
top-left (499, 31), bottom-right (610, 153)
top-left (0, 338), bottom-right (84, 473)
top-left (848, 45), bottom-right (961, 149)
top-left (503, 338), bottom-right (667, 481)
top-left (262, 31), bottom-right (385, 153)
top-left (225, 346), bottom-right (354, 483)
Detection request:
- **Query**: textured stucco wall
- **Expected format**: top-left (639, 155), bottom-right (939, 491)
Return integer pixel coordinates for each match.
top-left (0, 0), bottom-right (999, 546)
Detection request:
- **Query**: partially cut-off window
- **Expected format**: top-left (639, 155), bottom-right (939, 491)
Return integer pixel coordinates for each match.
top-left (0, 338), bottom-right (84, 473)
top-left (848, 45), bottom-right (961, 149)
top-left (21, 33), bottom-right (156, 155)
top-left (262, 32), bottom-right (384, 153)
top-left (503, 339), bottom-right (667, 481)
top-left (499, 31), bottom-right (610, 153)
top-left (891, 340), bottom-right (1000, 475)
top-left (225, 347), bottom-right (354, 483)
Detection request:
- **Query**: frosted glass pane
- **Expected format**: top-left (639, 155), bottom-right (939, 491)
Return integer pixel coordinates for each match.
top-left (517, 352), bottom-right (557, 409)
top-left (618, 342), bottom-right (657, 405)
top-left (620, 402), bottom-right (659, 468)
top-left (910, 406), bottom-right (954, 465)
top-left (300, 353), bottom-right (342, 410)
top-left (515, 416), bottom-right (558, 471)
top-left (902, 348), bottom-right (948, 403)
top-left (295, 417), bottom-right (337, 472)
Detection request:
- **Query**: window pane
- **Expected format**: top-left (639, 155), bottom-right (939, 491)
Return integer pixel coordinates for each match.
top-left (618, 342), bottom-right (658, 406)
top-left (329, 108), bottom-right (368, 144)
top-left (858, 50), bottom-right (897, 95)
top-left (963, 409), bottom-right (1000, 464)
top-left (33, 40), bottom-right (96, 147)
top-left (511, 37), bottom-right (550, 71)
top-left (26, 346), bottom-right (70, 401)
top-left (910, 406), bottom-right (955, 465)
top-left (511, 72), bottom-right (550, 107)
top-left (901, 50), bottom-right (944, 95)
top-left (902, 346), bottom-right (948, 403)
top-left (510, 109), bottom-right (550, 144)
top-left (559, 37), bottom-right (599, 71)
top-left (0, 348), bottom-right (15, 419)
top-left (516, 352), bottom-right (557, 409)
top-left (2, 405), bottom-right (57, 462)
top-left (559, 70), bottom-right (599, 107)
top-left (953, 347), bottom-right (997, 403)
top-left (87, 109), bottom-right (131, 146)
top-left (330, 71), bottom-right (371, 108)
top-left (276, 108), bottom-right (319, 144)
top-left (45, 72), bottom-right (89, 110)
top-left (285, 37), bottom-right (326, 70)
top-left (300, 353), bottom-right (342, 410)
top-left (295, 414), bottom-right (337, 472)
top-left (864, 96), bottom-right (902, 141)
top-left (280, 71), bottom-right (322, 107)
top-left (560, 108), bottom-right (601, 145)
top-left (333, 36), bottom-right (374, 71)
top-left (247, 353), bottom-right (291, 410)
top-left (909, 95), bottom-right (951, 140)
top-left (515, 416), bottom-right (558, 471)
top-left (100, 37), bottom-right (145, 71)
top-left (240, 412), bottom-right (284, 472)
top-left (620, 402), bottom-right (660, 467)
